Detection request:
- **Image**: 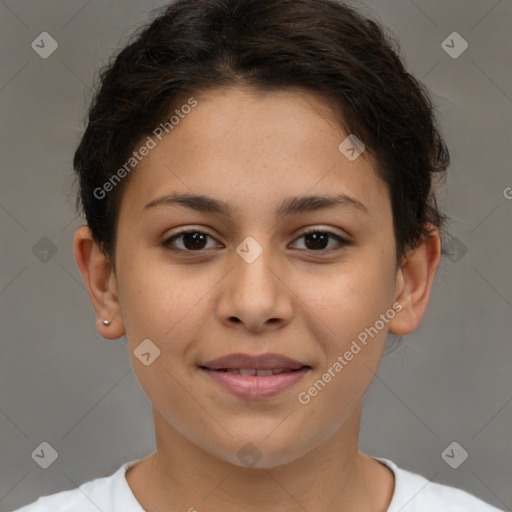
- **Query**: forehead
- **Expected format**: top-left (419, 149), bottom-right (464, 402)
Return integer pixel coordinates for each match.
top-left (118, 86), bottom-right (389, 222)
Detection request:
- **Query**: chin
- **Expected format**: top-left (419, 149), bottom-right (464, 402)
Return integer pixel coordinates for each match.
top-left (208, 432), bottom-right (312, 470)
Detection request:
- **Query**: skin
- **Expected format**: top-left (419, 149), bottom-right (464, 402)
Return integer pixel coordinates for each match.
top-left (74, 86), bottom-right (441, 511)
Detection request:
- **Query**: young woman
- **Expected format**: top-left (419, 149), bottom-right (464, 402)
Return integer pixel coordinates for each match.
top-left (13, 0), bottom-right (505, 510)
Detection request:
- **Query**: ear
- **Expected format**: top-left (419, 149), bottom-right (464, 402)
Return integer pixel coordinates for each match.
top-left (388, 224), bottom-right (441, 336)
top-left (73, 225), bottom-right (125, 340)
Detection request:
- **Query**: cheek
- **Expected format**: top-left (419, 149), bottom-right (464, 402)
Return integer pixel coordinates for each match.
top-left (294, 269), bottom-right (392, 425)
top-left (118, 264), bottom-right (220, 395)
top-left (119, 270), bottom-right (206, 418)
top-left (306, 259), bottom-right (395, 409)
top-left (117, 253), bottom-right (203, 336)
top-left (296, 256), bottom-right (394, 347)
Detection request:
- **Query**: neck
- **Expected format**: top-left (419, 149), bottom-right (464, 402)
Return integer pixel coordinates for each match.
top-left (125, 403), bottom-right (394, 511)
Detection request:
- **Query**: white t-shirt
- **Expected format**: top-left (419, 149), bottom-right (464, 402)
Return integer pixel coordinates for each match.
top-left (10, 456), bottom-right (505, 512)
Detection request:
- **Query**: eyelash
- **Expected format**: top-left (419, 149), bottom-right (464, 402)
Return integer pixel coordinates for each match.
top-left (162, 227), bottom-right (350, 255)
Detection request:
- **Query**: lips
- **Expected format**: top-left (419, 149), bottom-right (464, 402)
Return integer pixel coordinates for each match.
top-left (215, 368), bottom-right (296, 376)
top-left (200, 352), bottom-right (310, 372)
top-left (199, 353), bottom-right (312, 399)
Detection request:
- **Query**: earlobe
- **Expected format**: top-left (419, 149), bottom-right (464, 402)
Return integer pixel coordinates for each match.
top-left (73, 226), bottom-right (125, 340)
top-left (388, 225), bottom-right (441, 336)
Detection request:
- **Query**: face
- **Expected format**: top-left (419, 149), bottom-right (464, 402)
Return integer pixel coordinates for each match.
top-left (79, 86), bottom-right (430, 468)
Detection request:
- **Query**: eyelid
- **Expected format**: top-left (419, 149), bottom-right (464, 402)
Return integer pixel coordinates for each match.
top-left (164, 224), bottom-right (350, 241)
top-left (295, 225), bottom-right (351, 241)
top-left (164, 225), bottom-right (217, 238)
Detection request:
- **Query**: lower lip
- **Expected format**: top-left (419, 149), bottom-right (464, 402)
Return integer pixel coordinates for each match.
top-left (200, 367), bottom-right (310, 399)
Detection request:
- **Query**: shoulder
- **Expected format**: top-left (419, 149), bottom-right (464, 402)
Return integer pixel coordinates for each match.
top-left (9, 461), bottom-right (133, 512)
top-left (374, 457), bottom-right (505, 512)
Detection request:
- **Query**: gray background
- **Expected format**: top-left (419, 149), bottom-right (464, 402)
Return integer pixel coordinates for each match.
top-left (0, 0), bottom-right (511, 510)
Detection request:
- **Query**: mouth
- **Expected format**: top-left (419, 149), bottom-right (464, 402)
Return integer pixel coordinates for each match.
top-left (198, 353), bottom-right (312, 399)
top-left (200, 352), bottom-right (310, 371)
top-left (199, 366), bottom-right (310, 375)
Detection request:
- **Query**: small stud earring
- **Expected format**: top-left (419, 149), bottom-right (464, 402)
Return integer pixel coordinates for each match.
top-left (102, 319), bottom-right (111, 326)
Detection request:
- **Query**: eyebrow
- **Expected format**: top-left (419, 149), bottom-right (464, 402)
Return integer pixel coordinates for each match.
top-left (142, 192), bottom-right (369, 218)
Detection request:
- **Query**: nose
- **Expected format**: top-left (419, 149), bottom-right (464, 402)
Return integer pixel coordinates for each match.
top-left (216, 242), bottom-right (294, 333)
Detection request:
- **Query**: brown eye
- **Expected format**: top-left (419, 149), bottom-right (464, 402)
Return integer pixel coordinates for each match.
top-left (291, 229), bottom-right (350, 253)
top-left (162, 227), bottom-right (350, 255)
top-left (163, 229), bottom-right (220, 252)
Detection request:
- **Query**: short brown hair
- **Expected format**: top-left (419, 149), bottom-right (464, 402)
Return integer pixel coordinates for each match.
top-left (73, 0), bottom-right (451, 269)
